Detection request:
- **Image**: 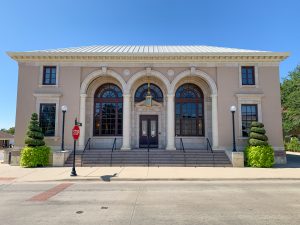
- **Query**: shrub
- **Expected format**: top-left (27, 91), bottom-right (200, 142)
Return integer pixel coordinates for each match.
top-left (245, 145), bottom-right (274, 168)
top-left (250, 127), bottom-right (266, 135)
top-left (20, 113), bottom-right (50, 167)
top-left (245, 121), bottom-right (274, 168)
top-left (25, 113), bottom-right (45, 147)
top-left (251, 121), bottom-right (264, 128)
top-left (249, 132), bottom-right (268, 141)
top-left (249, 139), bottom-right (268, 146)
top-left (286, 137), bottom-right (300, 152)
top-left (248, 122), bottom-right (268, 146)
top-left (20, 146), bottom-right (50, 167)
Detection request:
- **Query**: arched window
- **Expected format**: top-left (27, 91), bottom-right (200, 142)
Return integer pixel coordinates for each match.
top-left (175, 83), bottom-right (204, 136)
top-left (134, 83), bottom-right (163, 102)
top-left (94, 83), bottom-right (123, 136)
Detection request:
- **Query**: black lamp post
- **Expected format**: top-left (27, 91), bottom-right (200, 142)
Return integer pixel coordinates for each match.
top-left (61, 105), bottom-right (67, 151)
top-left (230, 105), bottom-right (237, 152)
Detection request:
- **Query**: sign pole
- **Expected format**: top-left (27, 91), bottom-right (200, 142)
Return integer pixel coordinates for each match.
top-left (70, 118), bottom-right (78, 176)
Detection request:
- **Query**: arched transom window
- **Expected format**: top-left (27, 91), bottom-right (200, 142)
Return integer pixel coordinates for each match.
top-left (175, 83), bottom-right (204, 136)
top-left (94, 83), bottom-right (123, 136)
top-left (134, 83), bottom-right (163, 102)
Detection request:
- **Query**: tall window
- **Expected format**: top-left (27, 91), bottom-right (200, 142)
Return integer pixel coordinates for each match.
top-left (241, 66), bottom-right (255, 85)
top-left (175, 83), bottom-right (204, 136)
top-left (134, 83), bottom-right (163, 102)
top-left (94, 84), bottom-right (123, 136)
top-left (241, 104), bottom-right (258, 137)
top-left (39, 104), bottom-right (56, 136)
top-left (43, 66), bottom-right (57, 85)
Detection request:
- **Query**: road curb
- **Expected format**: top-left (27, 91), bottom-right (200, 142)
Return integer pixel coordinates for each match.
top-left (28, 177), bottom-right (300, 182)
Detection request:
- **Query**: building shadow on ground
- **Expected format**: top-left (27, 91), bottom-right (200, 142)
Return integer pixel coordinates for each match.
top-left (274, 152), bottom-right (300, 168)
top-left (100, 173), bottom-right (118, 182)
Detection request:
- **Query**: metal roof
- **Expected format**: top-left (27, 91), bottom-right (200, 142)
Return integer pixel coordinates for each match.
top-left (28, 45), bottom-right (269, 54)
top-left (0, 131), bottom-right (14, 140)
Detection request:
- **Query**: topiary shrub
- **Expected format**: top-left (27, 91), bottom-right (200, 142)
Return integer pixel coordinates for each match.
top-left (245, 145), bottom-right (274, 168)
top-left (20, 113), bottom-right (50, 167)
top-left (249, 122), bottom-right (268, 145)
top-left (20, 146), bottom-right (50, 167)
top-left (245, 121), bottom-right (274, 168)
top-left (25, 113), bottom-right (45, 147)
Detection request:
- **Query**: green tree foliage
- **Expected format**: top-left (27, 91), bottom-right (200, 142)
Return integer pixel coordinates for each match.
top-left (245, 122), bottom-right (274, 167)
top-left (281, 65), bottom-right (300, 136)
top-left (286, 137), bottom-right (300, 152)
top-left (0, 127), bottom-right (15, 135)
top-left (24, 113), bottom-right (45, 147)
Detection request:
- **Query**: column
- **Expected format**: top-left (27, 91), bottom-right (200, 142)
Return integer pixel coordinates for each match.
top-left (211, 94), bottom-right (219, 149)
top-left (166, 94), bottom-right (176, 150)
top-left (121, 94), bottom-right (131, 150)
top-left (78, 93), bottom-right (87, 150)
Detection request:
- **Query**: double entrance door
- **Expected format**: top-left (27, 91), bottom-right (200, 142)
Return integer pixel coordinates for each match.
top-left (139, 115), bottom-right (158, 148)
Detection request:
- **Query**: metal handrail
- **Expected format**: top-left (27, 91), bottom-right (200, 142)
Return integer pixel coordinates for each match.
top-left (180, 138), bottom-right (186, 167)
top-left (206, 138), bottom-right (215, 167)
top-left (81, 138), bottom-right (91, 166)
top-left (180, 138), bottom-right (185, 152)
top-left (110, 138), bottom-right (117, 166)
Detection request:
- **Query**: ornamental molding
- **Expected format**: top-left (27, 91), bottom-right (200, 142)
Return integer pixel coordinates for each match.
top-left (33, 93), bottom-right (62, 98)
top-left (18, 61), bottom-right (281, 68)
top-left (80, 69), bottom-right (126, 94)
top-left (8, 53), bottom-right (289, 63)
top-left (170, 69), bottom-right (218, 95)
top-left (126, 69), bottom-right (171, 94)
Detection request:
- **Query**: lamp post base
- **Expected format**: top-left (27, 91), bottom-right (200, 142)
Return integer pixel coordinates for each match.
top-left (70, 168), bottom-right (77, 176)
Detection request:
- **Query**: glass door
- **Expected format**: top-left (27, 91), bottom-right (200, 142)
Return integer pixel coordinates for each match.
top-left (139, 115), bottom-right (158, 148)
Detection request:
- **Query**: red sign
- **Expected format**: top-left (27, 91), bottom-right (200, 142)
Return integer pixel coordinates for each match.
top-left (72, 125), bottom-right (80, 140)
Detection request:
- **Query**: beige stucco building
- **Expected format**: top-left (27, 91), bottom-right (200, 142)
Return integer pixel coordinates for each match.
top-left (7, 45), bottom-right (289, 165)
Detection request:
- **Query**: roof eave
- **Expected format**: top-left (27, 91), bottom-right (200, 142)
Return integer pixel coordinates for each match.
top-left (7, 51), bottom-right (290, 62)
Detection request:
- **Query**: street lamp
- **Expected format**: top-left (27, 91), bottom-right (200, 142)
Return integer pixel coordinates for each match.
top-left (230, 105), bottom-right (237, 152)
top-left (61, 105), bottom-right (68, 151)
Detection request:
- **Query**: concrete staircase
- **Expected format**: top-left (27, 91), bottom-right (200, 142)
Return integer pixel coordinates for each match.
top-left (64, 149), bottom-right (232, 167)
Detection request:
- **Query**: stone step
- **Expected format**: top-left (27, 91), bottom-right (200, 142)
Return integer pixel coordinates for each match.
top-left (64, 149), bottom-right (232, 167)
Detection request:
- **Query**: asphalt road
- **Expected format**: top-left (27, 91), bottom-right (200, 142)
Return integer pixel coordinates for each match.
top-left (0, 181), bottom-right (300, 225)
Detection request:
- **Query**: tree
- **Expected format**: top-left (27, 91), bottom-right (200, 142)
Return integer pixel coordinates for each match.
top-left (281, 65), bottom-right (300, 136)
top-left (20, 113), bottom-right (50, 167)
top-left (24, 113), bottom-right (45, 146)
top-left (248, 122), bottom-right (268, 146)
top-left (0, 127), bottom-right (15, 135)
top-left (245, 122), bottom-right (274, 168)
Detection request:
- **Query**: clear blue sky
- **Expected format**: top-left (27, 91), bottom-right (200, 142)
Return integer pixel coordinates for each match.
top-left (0, 0), bottom-right (299, 129)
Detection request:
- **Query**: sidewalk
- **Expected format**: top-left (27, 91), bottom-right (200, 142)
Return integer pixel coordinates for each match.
top-left (1, 151), bottom-right (299, 182)
top-left (1, 164), bottom-right (300, 182)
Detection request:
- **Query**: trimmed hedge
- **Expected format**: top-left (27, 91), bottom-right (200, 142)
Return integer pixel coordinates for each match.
top-left (251, 121), bottom-right (264, 128)
top-left (20, 146), bottom-right (50, 167)
top-left (250, 127), bottom-right (266, 135)
top-left (21, 113), bottom-right (50, 167)
top-left (245, 145), bottom-right (274, 168)
top-left (249, 139), bottom-right (268, 146)
top-left (245, 121), bottom-right (274, 168)
top-left (250, 132), bottom-right (268, 141)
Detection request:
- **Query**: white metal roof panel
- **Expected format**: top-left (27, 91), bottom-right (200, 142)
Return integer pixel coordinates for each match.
top-left (27, 45), bottom-right (270, 54)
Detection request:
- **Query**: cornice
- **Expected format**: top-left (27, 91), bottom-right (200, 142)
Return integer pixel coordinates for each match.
top-left (7, 52), bottom-right (289, 63)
